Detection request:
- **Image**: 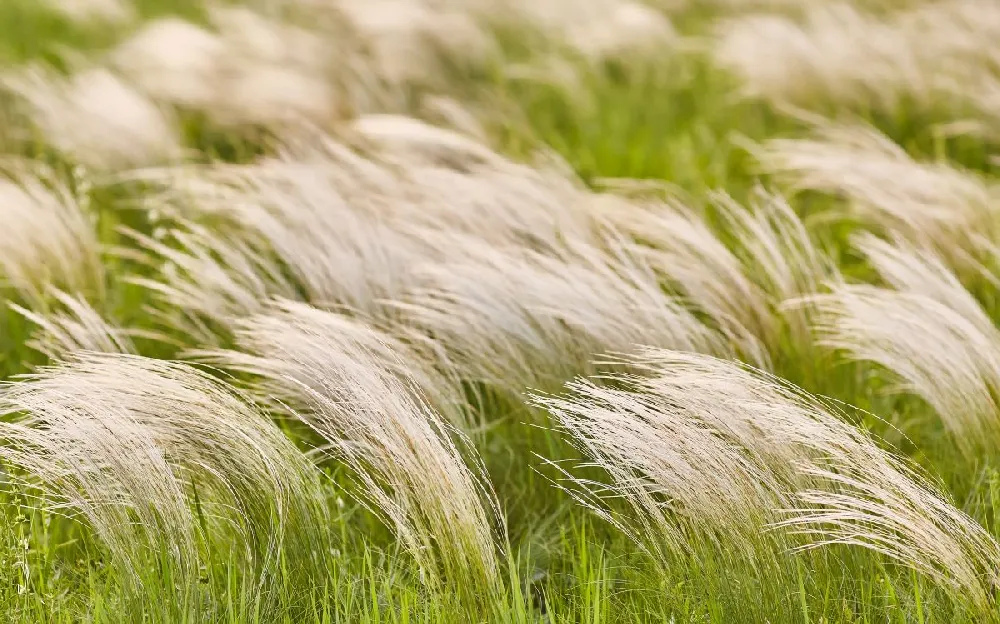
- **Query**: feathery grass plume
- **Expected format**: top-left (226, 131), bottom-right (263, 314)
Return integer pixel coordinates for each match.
top-left (2, 66), bottom-right (181, 170)
top-left (207, 5), bottom-right (338, 127)
top-left (334, 0), bottom-right (496, 88)
top-left (350, 114), bottom-right (505, 168)
top-left (0, 374), bottom-right (198, 610)
top-left (308, 0), bottom-right (672, 75)
top-left (757, 122), bottom-right (998, 261)
top-left (610, 200), bottom-right (774, 364)
top-left (11, 289), bottom-right (134, 360)
top-left (43, 0), bottom-right (134, 24)
top-left (532, 349), bottom-right (821, 565)
top-left (712, 3), bottom-right (899, 108)
top-left (532, 375), bottom-right (793, 559)
top-left (209, 5), bottom-right (330, 74)
top-left (111, 9), bottom-right (336, 128)
top-left (0, 163), bottom-right (102, 304)
top-left (467, 0), bottom-right (676, 62)
top-left (133, 160), bottom-right (426, 317)
top-left (0, 353), bottom-right (332, 613)
top-left (898, 0), bottom-right (1000, 103)
top-left (200, 299), bottom-right (467, 425)
top-left (140, 126), bottom-right (499, 314)
top-left (714, 188), bottom-right (831, 305)
top-left (713, 0), bottom-right (1000, 114)
top-left (293, 0), bottom-right (674, 117)
top-left (802, 235), bottom-right (1000, 448)
top-left (353, 136), bottom-right (604, 252)
top-left (566, 1), bottom-right (676, 61)
top-left (535, 349), bottom-right (1000, 611)
top-left (123, 221), bottom-right (298, 345)
top-left (520, 0), bottom-right (676, 61)
top-left (784, 460), bottom-right (1000, 613)
top-left (223, 64), bottom-right (336, 128)
top-left (856, 233), bottom-right (990, 321)
top-left (303, 117), bottom-right (600, 251)
top-left (395, 232), bottom-right (724, 394)
top-left (211, 302), bottom-right (504, 602)
top-left (713, 187), bottom-right (834, 343)
top-left (420, 94), bottom-right (491, 140)
top-left (131, 124), bottom-right (606, 321)
top-left (381, 149), bottom-right (603, 251)
top-left (111, 19), bottom-right (227, 111)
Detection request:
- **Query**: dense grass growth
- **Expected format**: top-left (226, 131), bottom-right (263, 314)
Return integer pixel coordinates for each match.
top-left (1, 0), bottom-right (1000, 622)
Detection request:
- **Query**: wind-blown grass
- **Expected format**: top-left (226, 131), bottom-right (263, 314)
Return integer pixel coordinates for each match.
top-left (536, 349), bottom-right (1000, 615)
top-left (0, 353), bottom-right (332, 620)
top-left (3, 66), bottom-right (181, 169)
top-left (204, 300), bottom-right (507, 611)
top-left (803, 235), bottom-right (1000, 450)
top-left (756, 122), bottom-right (999, 264)
top-left (11, 289), bottom-right (134, 360)
top-left (713, 0), bottom-right (1000, 125)
top-left (2, 0), bottom-right (1000, 621)
top-left (396, 232), bottom-right (725, 393)
top-left (0, 163), bottom-right (102, 304)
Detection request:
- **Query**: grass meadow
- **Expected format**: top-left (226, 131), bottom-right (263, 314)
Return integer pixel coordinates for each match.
top-left (1, 0), bottom-right (1000, 621)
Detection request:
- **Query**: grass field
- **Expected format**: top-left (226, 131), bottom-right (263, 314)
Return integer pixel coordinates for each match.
top-left (1, 0), bottom-right (1000, 621)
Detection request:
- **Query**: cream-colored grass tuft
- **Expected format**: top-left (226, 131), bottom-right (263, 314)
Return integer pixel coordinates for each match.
top-left (201, 299), bottom-right (466, 425)
top-left (208, 300), bottom-right (504, 595)
top-left (111, 10), bottom-right (336, 127)
top-left (122, 220), bottom-right (297, 345)
top-left (612, 200), bottom-right (774, 363)
top-left (111, 19), bottom-right (227, 110)
top-left (383, 149), bottom-right (602, 250)
top-left (145, 127), bottom-right (514, 314)
top-left (0, 165), bottom-right (102, 303)
top-left (714, 188), bottom-right (834, 339)
top-left (559, 1), bottom-right (676, 61)
top-left (224, 66), bottom-right (336, 127)
top-left (208, 6), bottom-right (337, 126)
top-left (713, 4), bottom-right (892, 107)
top-left (3, 67), bottom-right (181, 169)
top-left (0, 353), bottom-right (330, 603)
top-left (336, 0), bottom-right (496, 87)
top-left (476, 0), bottom-right (675, 61)
top-left (535, 349), bottom-right (1000, 606)
top-left (757, 123), bottom-right (998, 261)
top-left (44, 0), bottom-right (134, 24)
top-left (396, 233), bottom-right (725, 392)
top-left (786, 462), bottom-right (1000, 612)
top-left (350, 114), bottom-right (504, 168)
top-left (533, 374), bottom-right (792, 559)
top-left (714, 0), bottom-right (1000, 116)
top-left (802, 235), bottom-right (1000, 447)
top-left (856, 233), bottom-right (990, 321)
top-left (127, 125), bottom-right (731, 392)
top-left (209, 5), bottom-right (331, 72)
top-left (11, 289), bottom-right (134, 360)
top-left (299, 116), bottom-right (595, 237)
top-left (603, 188), bottom-right (832, 357)
top-left (135, 163), bottom-right (424, 317)
top-left (131, 124), bottom-right (610, 325)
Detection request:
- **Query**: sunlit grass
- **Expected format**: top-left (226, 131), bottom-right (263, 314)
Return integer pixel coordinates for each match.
top-left (0, 1), bottom-right (999, 622)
